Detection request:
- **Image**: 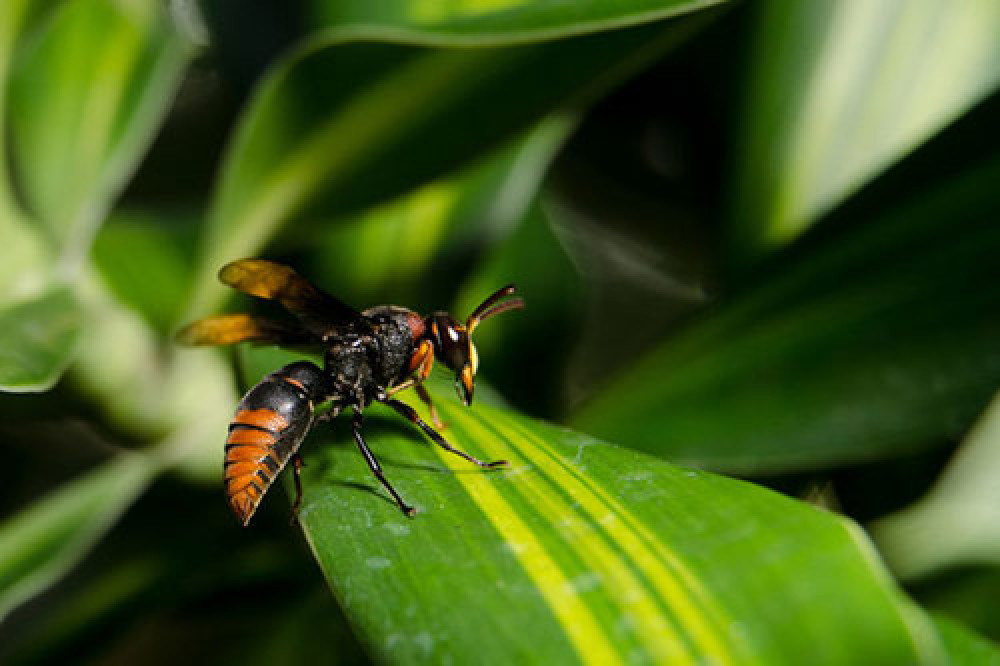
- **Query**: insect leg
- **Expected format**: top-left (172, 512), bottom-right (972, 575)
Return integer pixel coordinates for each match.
top-left (352, 410), bottom-right (416, 517)
top-left (415, 384), bottom-right (443, 429)
top-left (384, 399), bottom-right (507, 469)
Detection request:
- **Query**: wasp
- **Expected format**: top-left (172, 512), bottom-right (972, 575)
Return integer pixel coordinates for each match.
top-left (178, 259), bottom-right (523, 525)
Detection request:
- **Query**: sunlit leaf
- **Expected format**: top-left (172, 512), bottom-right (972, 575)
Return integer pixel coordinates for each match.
top-left (0, 288), bottom-right (80, 393)
top-left (312, 115), bottom-right (574, 306)
top-left (0, 453), bottom-right (156, 622)
top-left (307, 0), bottom-right (726, 44)
top-left (7, 0), bottom-right (191, 268)
top-left (872, 392), bottom-right (1000, 580)
top-left (730, 0), bottom-right (1000, 261)
top-left (574, 147), bottom-right (1000, 474)
top-left (185, 16), bottom-right (711, 319)
top-left (229, 347), bottom-right (943, 664)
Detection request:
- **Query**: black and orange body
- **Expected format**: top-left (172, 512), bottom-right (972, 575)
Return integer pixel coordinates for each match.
top-left (178, 258), bottom-right (523, 525)
top-left (224, 362), bottom-right (329, 526)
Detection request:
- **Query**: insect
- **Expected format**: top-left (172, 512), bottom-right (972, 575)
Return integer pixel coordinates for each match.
top-left (177, 258), bottom-right (524, 525)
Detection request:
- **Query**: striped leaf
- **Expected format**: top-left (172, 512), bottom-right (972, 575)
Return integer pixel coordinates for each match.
top-left (7, 0), bottom-right (191, 265)
top-left (237, 347), bottom-right (941, 664)
top-left (305, 0), bottom-right (726, 44)
top-left (729, 0), bottom-right (1000, 262)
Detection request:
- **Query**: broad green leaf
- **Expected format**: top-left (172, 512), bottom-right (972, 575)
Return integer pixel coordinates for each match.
top-left (0, 288), bottom-right (80, 393)
top-left (7, 0), bottom-right (191, 270)
top-left (185, 15), bottom-right (711, 319)
top-left (933, 614), bottom-right (1000, 665)
top-left (236, 348), bottom-right (941, 664)
top-left (730, 0), bottom-right (1000, 261)
top-left (307, 0), bottom-right (725, 44)
top-left (872, 392), bottom-right (1000, 580)
top-left (573, 155), bottom-right (1000, 474)
top-left (0, 453), bottom-right (156, 622)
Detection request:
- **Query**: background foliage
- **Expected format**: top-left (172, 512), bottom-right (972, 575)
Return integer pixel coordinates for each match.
top-left (2, 0), bottom-right (999, 663)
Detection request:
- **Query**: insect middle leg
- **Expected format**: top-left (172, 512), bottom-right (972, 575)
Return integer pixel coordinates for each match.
top-left (384, 399), bottom-right (507, 469)
top-left (352, 409), bottom-right (416, 517)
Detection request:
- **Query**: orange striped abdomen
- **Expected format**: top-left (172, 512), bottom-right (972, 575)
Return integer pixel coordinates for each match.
top-left (224, 362), bottom-right (328, 526)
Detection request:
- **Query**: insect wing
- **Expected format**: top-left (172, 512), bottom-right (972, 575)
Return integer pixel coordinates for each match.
top-left (176, 313), bottom-right (313, 347)
top-left (219, 259), bottom-right (368, 337)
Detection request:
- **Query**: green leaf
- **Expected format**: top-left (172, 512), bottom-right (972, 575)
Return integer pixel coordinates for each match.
top-left (872, 392), bottom-right (1000, 580)
top-left (7, 0), bottom-right (191, 269)
top-left (0, 453), bottom-right (156, 622)
top-left (452, 202), bottom-right (583, 417)
top-left (573, 155), bottom-right (1000, 474)
top-left (236, 348), bottom-right (940, 664)
top-left (312, 114), bottom-right (575, 306)
top-left (933, 614), bottom-right (1000, 665)
top-left (730, 0), bottom-right (1000, 261)
top-left (92, 210), bottom-right (196, 335)
top-left (184, 16), bottom-right (710, 319)
top-left (306, 0), bottom-right (726, 44)
top-left (0, 288), bottom-right (80, 393)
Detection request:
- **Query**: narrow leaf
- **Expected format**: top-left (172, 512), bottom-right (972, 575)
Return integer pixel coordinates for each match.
top-left (306, 0), bottom-right (726, 44)
top-left (238, 349), bottom-right (940, 664)
top-left (730, 0), bottom-right (1000, 261)
top-left (7, 0), bottom-right (191, 268)
top-left (0, 288), bottom-right (80, 393)
top-left (872, 392), bottom-right (1000, 580)
top-left (0, 453), bottom-right (156, 622)
top-left (185, 16), bottom-right (709, 319)
top-left (574, 156), bottom-right (1000, 474)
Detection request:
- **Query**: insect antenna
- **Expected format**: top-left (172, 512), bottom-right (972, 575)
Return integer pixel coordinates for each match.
top-left (466, 284), bottom-right (524, 333)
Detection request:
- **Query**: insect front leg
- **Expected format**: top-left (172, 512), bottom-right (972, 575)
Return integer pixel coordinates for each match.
top-left (384, 399), bottom-right (507, 469)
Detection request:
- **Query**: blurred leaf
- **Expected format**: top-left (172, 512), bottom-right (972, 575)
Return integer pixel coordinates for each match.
top-left (0, 0), bottom-right (62, 302)
top-left (185, 15), bottom-right (711, 319)
top-left (7, 0), bottom-right (191, 270)
top-left (0, 288), bottom-right (80, 393)
top-left (313, 115), bottom-right (575, 306)
top-left (92, 210), bottom-right (195, 335)
top-left (236, 348), bottom-right (940, 665)
top-left (67, 268), bottom-right (234, 481)
top-left (452, 202), bottom-right (582, 417)
top-left (307, 0), bottom-right (726, 44)
top-left (872, 392), bottom-right (1000, 580)
top-left (0, 453), bottom-right (156, 622)
top-left (730, 0), bottom-right (1000, 261)
top-left (573, 155), bottom-right (1000, 474)
top-left (934, 614), bottom-right (1000, 665)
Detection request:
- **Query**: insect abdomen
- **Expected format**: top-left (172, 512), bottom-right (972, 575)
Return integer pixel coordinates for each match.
top-left (224, 362), bottom-right (327, 525)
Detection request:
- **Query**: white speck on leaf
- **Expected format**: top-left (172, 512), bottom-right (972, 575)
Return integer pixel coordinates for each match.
top-left (366, 556), bottom-right (392, 570)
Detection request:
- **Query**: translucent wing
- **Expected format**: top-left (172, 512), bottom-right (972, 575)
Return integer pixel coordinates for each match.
top-left (218, 259), bottom-right (368, 337)
top-left (176, 313), bottom-right (313, 347)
